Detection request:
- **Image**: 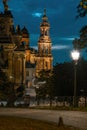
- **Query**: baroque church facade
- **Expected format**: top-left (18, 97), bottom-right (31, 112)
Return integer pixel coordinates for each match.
top-left (0, 0), bottom-right (53, 89)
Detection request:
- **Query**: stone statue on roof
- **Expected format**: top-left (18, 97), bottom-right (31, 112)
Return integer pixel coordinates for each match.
top-left (3, 0), bottom-right (9, 11)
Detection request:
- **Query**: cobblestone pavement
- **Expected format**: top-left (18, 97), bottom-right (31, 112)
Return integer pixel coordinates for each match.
top-left (0, 108), bottom-right (87, 129)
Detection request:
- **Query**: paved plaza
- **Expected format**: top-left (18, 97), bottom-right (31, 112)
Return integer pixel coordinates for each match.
top-left (0, 108), bottom-right (87, 129)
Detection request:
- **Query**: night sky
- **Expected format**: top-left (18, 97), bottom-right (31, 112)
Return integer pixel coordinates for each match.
top-left (0, 0), bottom-right (87, 64)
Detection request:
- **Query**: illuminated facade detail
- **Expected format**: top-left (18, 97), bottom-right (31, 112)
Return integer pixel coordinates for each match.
top-left (0, 1), bottom-right (53, 88)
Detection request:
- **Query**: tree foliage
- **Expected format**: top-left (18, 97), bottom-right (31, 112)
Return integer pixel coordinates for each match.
top-left (73, 1), bottom-right (87, 50)
top-left (76, 0), bottom-right (87, 18)
top-left (0, 68), bottom-right (15, 101)
top-left (73, 26), bottom-right (87, 50)
top-left (53, 62), bottom-right (74, 96)
top-left (53, 59), bottom-right (87, 97)
top-left (36, 59), bottom-right (87, 99)
top-left (16, 83), bottom-right (25, 98)
top-left (36, 70), bottom-right (55, 105)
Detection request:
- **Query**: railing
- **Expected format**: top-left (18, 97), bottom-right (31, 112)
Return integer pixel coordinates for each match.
top-left (32, 96), bottom-right (87, 107)
top-left (0, 96), bottom-right (87, 107)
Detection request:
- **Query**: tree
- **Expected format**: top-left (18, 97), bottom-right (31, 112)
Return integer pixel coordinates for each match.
top-left (35, 60), bottom-right (87, 106)
top-left (53, 60), bottom-right (87, 97)
top-left (16, 83), bottom-right (25, 98)
top-left (53, 63), bottom-right (74, 97)
top-left (45, 73), bottom-right (55, 106)
top-left (73, 1), bottom-right (87, 50)
top-left (76, 0), bottom-right (87, 18)
top-left (36, 70), bottom-right (55, 106)
top-left (0, 68), bottom-right (15, 103)
top-left (73, 26), bottom-right (87, 50)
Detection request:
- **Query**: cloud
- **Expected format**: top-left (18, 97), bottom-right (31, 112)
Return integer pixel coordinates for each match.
top-left (52, 35), bottom-right (79, 42)
top-left (32, 12), bottom-right (42, 17)
top-left (31, 44), bottom-right (71, 51)
top-left (57, 37), bottom-right (74, 41)
top-left (52, 45), bottom-right (71, 50)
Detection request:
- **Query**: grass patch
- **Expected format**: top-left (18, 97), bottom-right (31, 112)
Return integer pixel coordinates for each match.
top-left (0, 116), bottom-right (82, 130)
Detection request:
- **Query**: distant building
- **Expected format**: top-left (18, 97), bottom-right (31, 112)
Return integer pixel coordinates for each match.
top-left (0, 0), bottom-right (53, 89)
top-left (25, 62), bottom-right (36, 88)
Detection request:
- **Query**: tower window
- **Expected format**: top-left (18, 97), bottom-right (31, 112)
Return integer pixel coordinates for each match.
top-left (45, 31), bottom-right (48, 35)
top-left (45, 48), bottom-right (48, 54)
top-left (45, 62), bottom-right (48, 69)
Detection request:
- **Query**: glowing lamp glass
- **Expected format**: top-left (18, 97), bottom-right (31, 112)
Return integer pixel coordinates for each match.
top-left (71, 50), bottom-right (80, 61)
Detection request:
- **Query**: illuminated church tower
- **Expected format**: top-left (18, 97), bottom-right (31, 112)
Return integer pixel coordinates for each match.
top-left (36, 9), bottom-right (53, 75)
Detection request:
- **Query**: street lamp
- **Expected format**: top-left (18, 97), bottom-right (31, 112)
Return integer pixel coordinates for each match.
top-left (71, 50), bottom-right (80, 107)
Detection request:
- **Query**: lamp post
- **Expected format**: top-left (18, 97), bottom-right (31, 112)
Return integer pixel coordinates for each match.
top-left (71, 50), bottom-right (80, 107)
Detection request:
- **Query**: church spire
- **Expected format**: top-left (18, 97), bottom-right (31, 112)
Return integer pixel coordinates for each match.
top-left (38, 9), bottom-right (52, 55)
top-left (36, 9), bottom-right (53, 74)
top-left (44, 8), bottom-right (46, 16)
top-left (42, 8), bottom-right (48, 21)
top-left (3, 0), bottom-right (9, 12)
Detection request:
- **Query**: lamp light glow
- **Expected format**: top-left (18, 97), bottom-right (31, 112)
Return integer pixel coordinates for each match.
top-left (71, 50), bottom-right (80, 61)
